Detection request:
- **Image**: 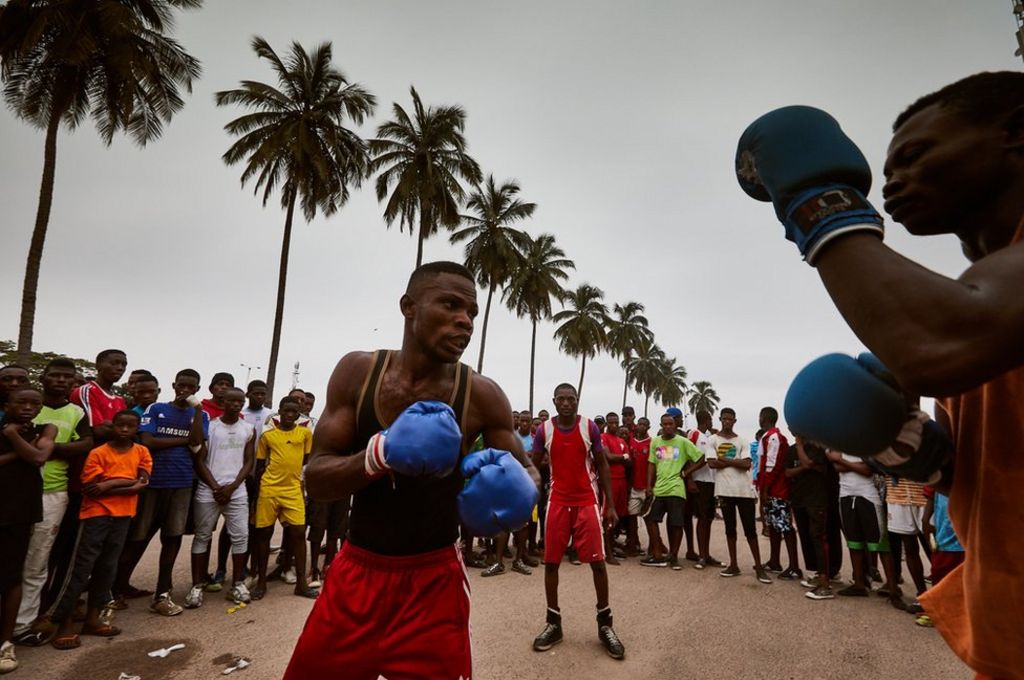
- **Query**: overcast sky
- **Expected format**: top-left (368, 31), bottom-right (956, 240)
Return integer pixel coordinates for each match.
top-left (0, 1), bottom-right (1019, 434)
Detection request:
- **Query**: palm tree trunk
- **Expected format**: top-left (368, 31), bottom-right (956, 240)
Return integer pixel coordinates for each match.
top-left (16, 108), bottom-right (62, 364)
top-left (266, 186), bottom-right (297, 404)
top-left (644, 391), bottom-right (650, 419)
top-left (577, 355), bottom-right (587, 402)
top-left (528, 318), bottom-right (537, 413)
top-left (621, 356), bottom-right (631, 411)
top-left (416, 204), bottom-right (429, 268)
top-left (476, 283), bottom-right (495, 373)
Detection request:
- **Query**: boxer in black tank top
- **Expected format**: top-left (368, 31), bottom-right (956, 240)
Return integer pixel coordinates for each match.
top-left (287, 262), bottom-right (539, 680)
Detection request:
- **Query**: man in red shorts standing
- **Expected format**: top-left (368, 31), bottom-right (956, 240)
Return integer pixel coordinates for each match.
top-left (531, 383), bottom-right (625, 659)
top-left (285, 262), bottom-right (539, 680)
top-left (601, 411), bottom-right (629, 565)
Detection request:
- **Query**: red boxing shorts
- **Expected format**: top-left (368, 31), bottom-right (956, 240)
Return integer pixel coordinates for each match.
top-left (544, 501), bottom-right (605, 564)
top-left (610, 477), bottom-right (629, 518)
top-left (284, 542), bottom-right (472, 680)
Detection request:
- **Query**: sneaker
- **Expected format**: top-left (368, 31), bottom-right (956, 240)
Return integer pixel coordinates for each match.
top-left (914, 614), bottom-right (934, 627)
top-left (805, 586), bottom-right (836, 600)
top-left (481, 563), bottom-right (506, 577)
top-left (669, 558), bottom-right (682, 571)
top-left (907, 600), bottom-right (925, 615)
top-left (684, 552), bottom-right (700, 562)
top-left (777, 568), bottom-right (803, 581)
top-left (800, 575), bottom-right (822, 589)
top-left (511, 559), bottom-right (532, 576)
top-left (706, 556), bottom-right (725, 567)
top-left (532, 623), bottom-right (563, 651)
top-left (228, 582), bottom-right (251, 604)
top-left (764, 563), bottom-right (784, 573)
top-left (719, 565), bottom-right (741, 578)
top-left (108, 596), bottom-right (129, 611)
top-left (598, 625), bottom-right (625, 660)
top-left (282, 568), bottom-right (298, 585)
top-left (150, 592), bottom-right (184, 616)
top-left (869, 567), bottom-right (883, 583)
top-left (0, 642), bottom-right (17, 674)
top-left (837, 584), bottom-right (870, 597)
top-left (755, 567), bottom-right (772, 584)
top-left (693, 558), bottom-right (707, 570)
top-left (183, 585), bottom-right (204, 609)
top-left (640, 556), bottom-right (669, 568)
top-left (205, 571), bottom-right (224, 593)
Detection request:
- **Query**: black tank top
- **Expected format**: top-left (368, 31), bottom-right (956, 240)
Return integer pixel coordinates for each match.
top-left (348, 350), bottom-right (473, 555)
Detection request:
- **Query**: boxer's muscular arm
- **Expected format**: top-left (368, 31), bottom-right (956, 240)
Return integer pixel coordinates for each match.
top-left (305, 352), bottom-right (375, 502)
top-left (816, 235), bottom-right (1024, 396)
top-left (474, 375), bottom-right (542, 491)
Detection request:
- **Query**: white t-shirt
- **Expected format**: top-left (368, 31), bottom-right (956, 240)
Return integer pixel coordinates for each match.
top-left (837, 453), bottom-right (881, 503)
top-left (689, 428), bottom-right (716, 483)
top-left (242, 406), bottom-right (273, 434)
top-left (709, 433), bottom-right (755, 498)
top-left (196, 417), bottom-right (255, 503)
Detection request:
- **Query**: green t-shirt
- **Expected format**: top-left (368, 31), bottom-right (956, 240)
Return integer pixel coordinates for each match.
top-left (648, 434), bottom-right (703, 498)
top-left (34, 403), bottom-right (85, 493)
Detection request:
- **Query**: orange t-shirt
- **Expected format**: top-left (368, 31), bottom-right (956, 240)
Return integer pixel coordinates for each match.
top-left (79, 443), bottom-right (153, 520)
top-left (920, 220), bottom-right (1024, 680)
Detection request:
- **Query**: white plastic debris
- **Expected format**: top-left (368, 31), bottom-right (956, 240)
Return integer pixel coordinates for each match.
top-left (147, 642), bottom-right (185, 658)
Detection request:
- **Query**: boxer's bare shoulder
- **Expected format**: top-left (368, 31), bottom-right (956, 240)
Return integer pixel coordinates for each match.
top-left (465, 372), bottom-right (540, 484)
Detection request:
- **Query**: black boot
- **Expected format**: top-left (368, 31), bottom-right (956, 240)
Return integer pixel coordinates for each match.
top-left (597, 607), bottom-right (624, 659)
top-left (533, 608), bottom-right (563, 651)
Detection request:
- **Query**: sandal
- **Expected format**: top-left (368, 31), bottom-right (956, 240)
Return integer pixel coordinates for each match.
top-left (52, 634), bottom-right (81, 650)
top-left (82, 623), bottom-right (121, 637)
top-left (293, 586), bottom-right (319, 599)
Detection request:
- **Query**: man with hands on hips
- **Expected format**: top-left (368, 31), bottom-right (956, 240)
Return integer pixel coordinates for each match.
top-left (737, 72), bottom-right (1024, 678)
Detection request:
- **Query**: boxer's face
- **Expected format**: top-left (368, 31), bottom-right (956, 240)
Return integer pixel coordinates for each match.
top-left (883, 103), bottom-right (1012, 238)
top-left (405, 273), bottom-right (478, 363)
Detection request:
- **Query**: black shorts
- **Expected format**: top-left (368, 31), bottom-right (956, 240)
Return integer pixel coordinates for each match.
top-left (308, 497), bottom-right (351, 534)
top-left (719, 496), bottom-right (757, 540)
top-left (839, 495), bottom-right (889, 552)
top-left (128, 487), bottom-right (192, 541)
top-left (0, 522), bottom-right (33, 589)
top-left (647, 496), bottom-right (686, 528)
top-left (693, 481), bottom-right (716, 521)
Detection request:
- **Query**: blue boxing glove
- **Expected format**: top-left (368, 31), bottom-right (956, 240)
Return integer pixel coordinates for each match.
top-left (784, 353), bottom-right (906, 457)
top-left (736, 106), bottom-right (884, 264)
top-left (365, 401), bottom-right (462, 478)
top-left (458, 449), bottom-right (539, 538)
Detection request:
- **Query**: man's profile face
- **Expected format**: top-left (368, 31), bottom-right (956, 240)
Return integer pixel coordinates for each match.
top-left (403, 273), bottom-right (478, 364)
top-left (883, 103), bottom-right (1012, 239)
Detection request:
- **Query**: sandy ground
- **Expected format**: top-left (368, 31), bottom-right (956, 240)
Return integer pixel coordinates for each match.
top-left (18, 525), bottom-right (969, 680)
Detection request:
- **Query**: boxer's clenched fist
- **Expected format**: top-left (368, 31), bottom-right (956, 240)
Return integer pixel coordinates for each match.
top-left (365, 400), bottom-right (462, 478)
top-left (736, 106), bottom-right (885, 264)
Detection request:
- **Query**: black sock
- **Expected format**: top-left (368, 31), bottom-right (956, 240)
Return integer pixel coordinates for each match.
top-left (597, 606), bottom-right (612, 627)
top-left (546, 607), bottom-right (561, 625)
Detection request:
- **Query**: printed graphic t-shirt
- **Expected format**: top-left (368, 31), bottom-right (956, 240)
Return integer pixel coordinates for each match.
top-left (139, 402), bottom-right (209, 489)
top-left (648, 435), bottom-right (702, 499)
top-left (709, 433), bottom-right (755, 499)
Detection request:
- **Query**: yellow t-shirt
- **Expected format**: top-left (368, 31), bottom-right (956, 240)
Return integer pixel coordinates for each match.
top-left (256, 425), bottom-right (312, 497)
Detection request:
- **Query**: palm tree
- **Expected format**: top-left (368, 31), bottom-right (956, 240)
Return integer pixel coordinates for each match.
top-left (624, 336), bottom-right (666, 418)
top-left (503, 233), bottom-right (574, 412)
top-left (607, 302), bottom-right (653, 411)
top-left (0, 0), bottom-right (201, 362)
top-left (687, 380), bottom-right (721, 416)
top-left (216, 37), bottom-right (375, 400)
top-left (369, 86), bottom-right (482, 267)
top-left (655, 357), bottom-right (689, 410)
top-left (450, 175), bottom-right (534, 372)
top-left (552, 284), bottom-right (609, 401)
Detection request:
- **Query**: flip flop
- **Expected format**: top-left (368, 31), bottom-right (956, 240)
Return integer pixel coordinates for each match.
top-left (82, 623), bottom-right (121, 637)
top-left (52, 634), bottom-right (81, 650)
top-left (293, 587), bottom-right (319, 599)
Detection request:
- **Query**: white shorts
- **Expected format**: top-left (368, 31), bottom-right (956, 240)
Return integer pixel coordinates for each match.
top-left (628, 489), bottom-right (646, 516)
top-left (192, 496), bottom-right (250, 554)
top-left (887, 503), bottom-right (925, 535)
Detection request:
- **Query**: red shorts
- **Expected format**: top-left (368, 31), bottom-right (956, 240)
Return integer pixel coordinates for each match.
top-left (930, 550), bottom-right (964, 586)
top-left (284, 542), bottom-right (472, 680)
top-left (610, 477), bottom-right (629, 518)
top-left (544, 501), bottom-right (604, 564)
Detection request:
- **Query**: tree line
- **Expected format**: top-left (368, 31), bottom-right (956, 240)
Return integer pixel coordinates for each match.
top-left (0, 1), bottom-right (720, 416)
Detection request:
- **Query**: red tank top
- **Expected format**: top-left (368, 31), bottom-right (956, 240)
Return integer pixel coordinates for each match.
top-left (545, 416), bottom-right (600, 506)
